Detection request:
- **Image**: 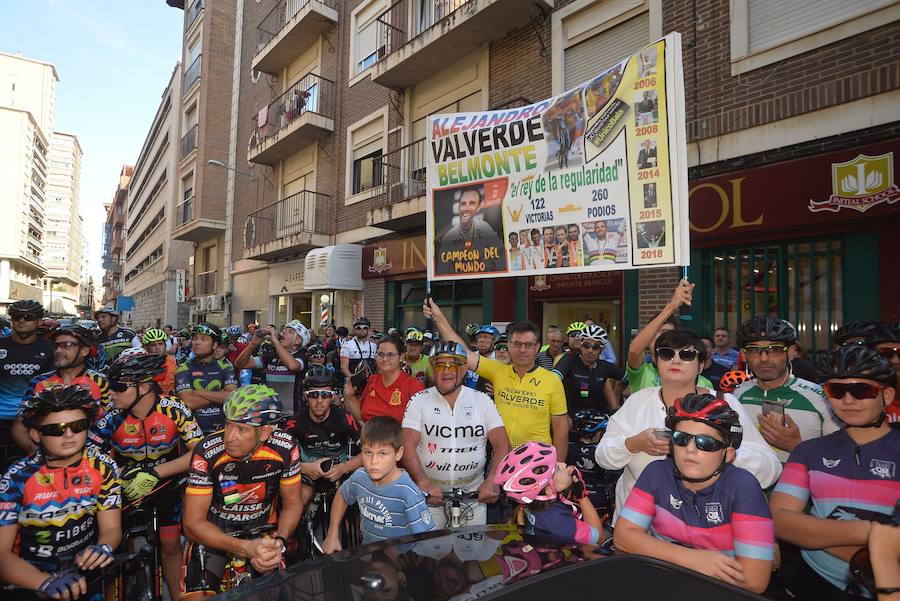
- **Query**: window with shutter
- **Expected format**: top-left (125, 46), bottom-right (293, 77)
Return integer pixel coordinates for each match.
top-left (564, 11), bottom-right (649, 90)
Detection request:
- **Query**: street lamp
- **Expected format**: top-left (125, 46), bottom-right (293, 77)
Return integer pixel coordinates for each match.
top-left (207, 159), bottom-right (256, 180)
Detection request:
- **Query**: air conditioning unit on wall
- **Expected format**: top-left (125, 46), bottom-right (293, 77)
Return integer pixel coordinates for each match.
top-left (194, 297), bottom-right (204, 313)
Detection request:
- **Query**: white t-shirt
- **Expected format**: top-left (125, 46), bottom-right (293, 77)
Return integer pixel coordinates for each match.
top-left (402, 386), bottom-right (504, 492)
top-left (339, 337), bottom-right (377, 361)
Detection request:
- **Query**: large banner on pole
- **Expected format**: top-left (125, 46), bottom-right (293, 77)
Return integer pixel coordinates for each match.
top-left (426, 33), bottom-right (689, 281)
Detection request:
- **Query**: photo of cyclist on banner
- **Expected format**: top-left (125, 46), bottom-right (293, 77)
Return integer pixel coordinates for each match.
top-left (433, 181), bottom-right (508, 276)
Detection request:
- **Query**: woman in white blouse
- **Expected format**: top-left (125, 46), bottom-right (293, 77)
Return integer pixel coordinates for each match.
top-left (596, 328), bottom-right (781, 525)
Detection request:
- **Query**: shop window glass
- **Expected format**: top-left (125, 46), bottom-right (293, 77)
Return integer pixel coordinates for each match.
top-left (392, 279), bottom-right (483, 332)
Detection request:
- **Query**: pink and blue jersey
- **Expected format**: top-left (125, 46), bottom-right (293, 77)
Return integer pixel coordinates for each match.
top-left (620, 458), bottom-right (774, 561)
top-left (774, 428), bottom-right (900, 591)
top-left (524, 498), bottom-right (601, 545)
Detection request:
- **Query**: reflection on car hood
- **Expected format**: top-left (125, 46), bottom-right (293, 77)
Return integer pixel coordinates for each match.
top-left (212, 525), bottom-right (767, 601)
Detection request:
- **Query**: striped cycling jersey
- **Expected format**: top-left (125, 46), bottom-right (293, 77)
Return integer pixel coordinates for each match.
top-left (620, 458), bottom-right (774, 561)
top-left (774, 428), bottom-right (900, 592)
top-left (734, 376), bottom-right (841, 463)
top-left (21, 369), bottom-right (111, 414)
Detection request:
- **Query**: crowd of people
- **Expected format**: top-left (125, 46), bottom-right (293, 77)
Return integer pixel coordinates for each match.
top-left (0, 286), bottom-right (897, 601)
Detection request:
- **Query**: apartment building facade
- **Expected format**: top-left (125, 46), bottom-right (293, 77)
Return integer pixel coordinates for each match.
top-left (42, 131), bottom-right (85, 315)
top-left (0, 52), bottom-right (58, 311)
top-left (101, 166), bottom-right (133, 307)
top-left (122, 64), bottom-right (193, 328)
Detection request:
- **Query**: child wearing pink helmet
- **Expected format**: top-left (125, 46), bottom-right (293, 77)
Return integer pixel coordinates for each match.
top-left (495, 441), bottom-right (605, 545)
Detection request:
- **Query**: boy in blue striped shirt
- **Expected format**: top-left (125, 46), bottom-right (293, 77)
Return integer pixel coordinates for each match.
top-left (324, 416), bottom-right (434, 551)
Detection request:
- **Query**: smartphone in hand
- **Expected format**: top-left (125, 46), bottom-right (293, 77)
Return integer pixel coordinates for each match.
top-left (653, 429), bottom-right (672, 441)
top-left (761, 401), bottom-right (786, 426)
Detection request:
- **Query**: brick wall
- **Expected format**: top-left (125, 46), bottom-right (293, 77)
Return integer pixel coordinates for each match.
top-left (362, 278), bottom-right (385, 331)
top-left (489, 17), bottom-right (552, 109)
top-left (637, 267), bottom-right (681, 326)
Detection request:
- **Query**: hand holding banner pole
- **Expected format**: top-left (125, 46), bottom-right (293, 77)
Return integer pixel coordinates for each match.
top-left (425, 281), bottom-right (433, 333)
top-left (679, 266), bottom-right (693, 321)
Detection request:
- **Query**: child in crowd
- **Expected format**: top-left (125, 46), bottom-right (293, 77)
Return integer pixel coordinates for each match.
top-left (323, 416), bottom-right (434, 552)
top-left (613, 393), bottom-right (773, 594)
top-left (496, 441), bottom-right (604, 545)
top-left (566, 409), bottom-right (620, 517)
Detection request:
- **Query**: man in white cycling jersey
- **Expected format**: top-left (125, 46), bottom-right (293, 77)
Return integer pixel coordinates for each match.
top-left (401, 341), bottom-right (511, 528)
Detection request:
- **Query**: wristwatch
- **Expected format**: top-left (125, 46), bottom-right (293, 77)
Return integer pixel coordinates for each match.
top-left (275, 536), bottom-right (288, 554)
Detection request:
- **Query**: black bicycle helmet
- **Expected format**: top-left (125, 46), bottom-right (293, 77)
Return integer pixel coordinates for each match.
top-left (736, 315), bottom-right (797, 347)
top-left (872, 322), bottom-right (900, 344)
top-left (353, 316), bottom-right (371, 328)
top-left (50, 324), bottom-right (98, 347)
top-left (572, 409), bottom-right (609, 435)
top-left (8, 299), bottom-right (45, 318)
top-left (192, 322), bottom-right (223, 342)
top-left (665, 392), bottom-right (744, 449)
top-left (817, 345), bottom-right (895, 387)
top-left (304, 365), bottom-right (335, 388)
top-left (306, 343), bottom-right (325, 356)
top-left (107, 352), bottom-right (167, 384)
top-left (22, 385), bottom-right (98, 427)
top-left (833, 321), bottom-right (879, 346)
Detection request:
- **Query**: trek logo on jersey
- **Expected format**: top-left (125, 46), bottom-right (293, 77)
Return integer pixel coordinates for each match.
top-left (870, 459), bottom-right (896, 479)
top-left (669, 494), bottom-right (683, 509)
top-left (427, 442), bottom-right (437, 453)
top-left (705, 502), bottom-right (723, 525)
top-left (822, 458), bottom-right (841, 469)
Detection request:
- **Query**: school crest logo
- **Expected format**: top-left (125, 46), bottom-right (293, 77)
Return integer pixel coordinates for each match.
top-left (705, 502), bottom-right (723, 525)
top-left (809, 152), bottom-right (900, 213)
top-left (368, 247), bottom-right (392, 274)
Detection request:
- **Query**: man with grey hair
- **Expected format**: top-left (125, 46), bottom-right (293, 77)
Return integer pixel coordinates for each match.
top-left (536, 326), bottom-right (566, 369)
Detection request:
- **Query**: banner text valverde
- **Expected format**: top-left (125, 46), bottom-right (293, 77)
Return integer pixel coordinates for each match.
top-left (438, 146), bottom-right (538, 186)
top-left (431, 102), bottom-right (551, 138)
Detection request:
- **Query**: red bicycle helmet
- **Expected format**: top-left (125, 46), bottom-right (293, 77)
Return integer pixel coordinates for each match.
top-left (719, 370), bottom-right (750, 393)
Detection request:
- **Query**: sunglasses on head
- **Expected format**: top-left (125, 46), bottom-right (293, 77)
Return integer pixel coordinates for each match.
top-left (671, 430), bottom-right (728, 452)
top-left (878, 346), bottom-right (900, 360)
top-left (109, 381), bottom-right (138, 393)
top-left (306, 390), bottom-right (335, 399)
top-left (36, 418), bottom-right (91, 437)
top-left (656, 347), bottom-right (699, 362)
top-left (823, 381), bottom-right (885, 400)
top-left (581, 341), bottom-right (604, 350)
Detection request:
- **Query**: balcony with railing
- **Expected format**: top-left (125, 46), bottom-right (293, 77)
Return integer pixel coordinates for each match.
top-left (368, 138), bottom-right (428, 226)
top-left (176, 196), bottom-right (194, 227)
top-left (194, 270), bottom-right (217, 296)
top-left (172, 193), bottom-right (226, 242)
top-left (247, 72), bottom-right (335, 165)
top-left (186, 0), bottom-right (203, 30)
top-left (183, 54), bottom-right (202, 95)
top-left (253, 0), bottom-right (338, 75)
top-left (180, 124), bottom-right (198, 159)
top-left (372, 0), bottom-right (552, 88)
top-left (243, 190), bottom-right (332, 260)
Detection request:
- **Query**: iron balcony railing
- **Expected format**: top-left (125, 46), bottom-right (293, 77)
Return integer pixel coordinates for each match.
top-left (256, 0), bottom-right (339, 52)
top-left (183, 54), bottom-right (202, 93)
top-left (245, 190), bottom-right (332, 248)
top-left (195, 270), bottom-right (217, 296)
top-left (186, 0), bottom-right (203, 29)
top-left (253, 72), bottom-right (334, 147)
top-left (180, 125), bottom-right (198, 159)
top-left (375, 0), bottom-right (475, 63)
top-left (176, 196), bottom-right (194, 226)
top-left (373, 138), bottom-right (427, 209)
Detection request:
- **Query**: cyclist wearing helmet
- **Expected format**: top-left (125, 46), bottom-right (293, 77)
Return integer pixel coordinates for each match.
top-left (872, 322), bottom-right (900, 424)
top-left (340, 317), bottom-right (377, 397)
top-left (535, 326), bottom-right (566, 370)
top-left (771, 346), bottom-right (899, 599)
top-left (93, 305), bottom-right (140, 364)
top-left (0, 386), bottom-right (121, 601)
top-left (625, 281), bottom-right (714, 392)
top-left (0, 300), bottom-right (53, 467)
top-left (11, 326), bottom-right (111, 456)
top-left (305, 343), bottom-right (330, 370)
top-left (552, 324), bottom-right (623, 415)
top-left (182, 385), bottom-right (302, 596)
top-left (495, 334), bottom-right (510, 364)
top-left (733, 316), bottom-right (840, 463)
top-left (234, 320), bottom-right (309, 414)
top-left (615, 393), bottom-right (774, 594)
top-left (833, 321), bottom-right (880, 348)
top-left (223, 325), bottom-right (246, 361)
top-left (175, 323), bottom-right (238, 435)
top-left (567, 409), bottom-right (620, 514)
top-left (142, 328), bottom-right (177, 395)
top-left (89, 352), bottom-right (202, 600)
top-left (402, 328), bottom-right (430, 386)
top-left (285, 367), bottom-right (362, 515)
top-left (474, 325), bottom-right (499, 359)
top-left (565, 321), bottom-right (586, 355)
top-left (401, 341), bottom-right (510, 527)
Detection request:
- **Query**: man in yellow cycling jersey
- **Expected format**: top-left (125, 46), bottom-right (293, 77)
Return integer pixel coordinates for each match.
top-left (423, 299), bottom-right (568, 458)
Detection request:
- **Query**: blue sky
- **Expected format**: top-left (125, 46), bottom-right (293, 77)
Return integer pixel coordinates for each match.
top-left (1, 0), bottom-right (184, 284)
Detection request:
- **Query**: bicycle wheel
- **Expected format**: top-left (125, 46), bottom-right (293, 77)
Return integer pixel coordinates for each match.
top-left (123, 536), bottom-right (153, 601)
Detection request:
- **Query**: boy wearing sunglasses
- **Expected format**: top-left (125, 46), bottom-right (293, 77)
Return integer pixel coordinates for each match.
top-left (614, 393), bottom-right (774, 593)
top-left (0, 386), bottom-right (121, 601)
top-left (285, 366), bottom-right (362, 517)
top-left (770, 346), bottom-right (899, 600)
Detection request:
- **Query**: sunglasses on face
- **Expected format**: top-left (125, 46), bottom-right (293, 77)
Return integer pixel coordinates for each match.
top-left (109, 381), bottom-right (138, 393)
top-left (355, 326), bottom-right (369, 331)
top-left (12, 314), bottom-right (38, 322)
top-left (656, 347), bottom-right (699, 362)
top-left (823, 381), bottom-right (885, 400)
top-left (433, 362), bottom-right (462, 373)
top-left (54, 341), bottom-right (82, 350)
top-left (878, 346), bottom-right (900, 360)
top-left (743, 344), bottom-right (787, 356)
top-left (671, 430), bottom-right (728, 452)
top-left (36, 418), bottom-right (91, 437)
top-left (495, 344), bottom-right (508, 352)
top-left (306, 390), bottom-right (335, 400)
top-left (581, 342), bottom-right (604, 350)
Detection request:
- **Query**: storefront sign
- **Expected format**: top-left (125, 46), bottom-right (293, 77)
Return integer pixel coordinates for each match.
top-left (689, 141), bottom-right (900, 243)
top-left (426, 33), bottom-right (690, 280)
top-left (528, 272), bottom-right (622, 300)
top-left (268, 260), bottom-right (305, 296)
top-left (362, 235), bottom-right (427, 279)
top-left (175, 269), bottom-right (186, 302)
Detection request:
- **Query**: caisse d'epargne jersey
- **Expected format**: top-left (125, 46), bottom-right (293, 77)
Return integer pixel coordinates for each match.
top-left (0, 448), bottom-right (121, 571)
top-left (89, 395), bottom-right (203, 469)
top-left (185, 429), bottom-right (301, 532)
top-left (402, 386), bottom-right (504, 492)
top-left (774, 428), bottom-right (900, 591)
top-left (620, 458), bottom-right (774, 561)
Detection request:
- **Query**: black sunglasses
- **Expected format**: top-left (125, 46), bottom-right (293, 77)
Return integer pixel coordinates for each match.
top-left (109, 381), bottom-right (138, 393)
top-left (36, 418), bottom-right (91, 437)
top-left (581, 342), bottom-right (605, 350)
top-left (671, 430), bottom-right (728, 452)
top-left (656, 347), bottom-right (700, 362)
top-left (12, 314), bottom-right (38, 321)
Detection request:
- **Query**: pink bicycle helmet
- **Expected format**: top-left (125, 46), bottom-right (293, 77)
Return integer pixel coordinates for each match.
top-left (495, 441), bottom-right (558, 503)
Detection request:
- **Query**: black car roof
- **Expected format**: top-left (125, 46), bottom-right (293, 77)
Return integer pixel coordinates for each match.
top-left (210, 525), bottom-right (767, 601)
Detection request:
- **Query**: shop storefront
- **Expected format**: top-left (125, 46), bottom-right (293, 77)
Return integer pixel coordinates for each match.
top-left (687, 137), bottom-right (900, 354)
top-left (268, 259), bottom-right (312, 328)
